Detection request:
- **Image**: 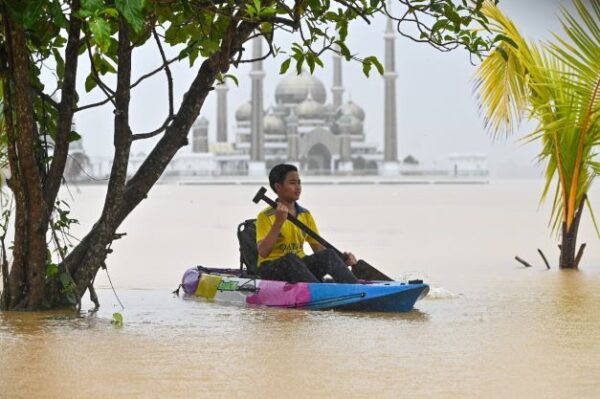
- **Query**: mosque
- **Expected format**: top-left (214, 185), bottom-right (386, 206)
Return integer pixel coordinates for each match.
top-left (78, 19), bottom-right (488, 181)
top-left (172, 17), bottom-right (403, 177)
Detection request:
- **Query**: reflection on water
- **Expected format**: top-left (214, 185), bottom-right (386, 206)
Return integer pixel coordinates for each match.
top-left (2, 182), bottom-right (600, 398)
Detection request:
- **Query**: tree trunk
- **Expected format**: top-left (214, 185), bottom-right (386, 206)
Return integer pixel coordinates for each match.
top-left (2, 15), bottom-right (50, 310)
top-left (1, 11), bottom-right (258, 310)
top-left (559, 195), bottom-right (586, 269)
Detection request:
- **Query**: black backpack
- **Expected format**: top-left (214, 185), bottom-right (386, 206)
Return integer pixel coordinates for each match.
top-left (237, 219), bottom-right (258, 276)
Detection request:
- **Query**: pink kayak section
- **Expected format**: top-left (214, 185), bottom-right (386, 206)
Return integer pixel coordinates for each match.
top-left (247, 280), bottom-right (311, 307)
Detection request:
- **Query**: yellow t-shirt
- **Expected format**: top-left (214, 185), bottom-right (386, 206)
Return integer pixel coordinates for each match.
top-left (256, 203), bottom-right (319, 266)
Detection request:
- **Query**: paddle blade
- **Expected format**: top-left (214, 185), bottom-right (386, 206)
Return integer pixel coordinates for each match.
top-left (253, 187), bottom-right (267, 204)
top-left (351, 260), bottom-right (393, 281)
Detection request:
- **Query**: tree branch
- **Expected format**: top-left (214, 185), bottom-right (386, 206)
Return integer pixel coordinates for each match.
top-left (131, 28), bottom-right (177, 141)
top-left (515, 256), bottom-right (533, 268)
top-left (537, 248), bottom-right (551, 269)
top-left (574, 243), bottom-right (586, 269)
top-left (72, 16), bottom-right (133, 298)
top-left (44, 0), bottom-right (82, 208)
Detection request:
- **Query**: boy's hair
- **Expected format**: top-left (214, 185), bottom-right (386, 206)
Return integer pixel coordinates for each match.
top-left (268, 164), bottom-right (298, 192)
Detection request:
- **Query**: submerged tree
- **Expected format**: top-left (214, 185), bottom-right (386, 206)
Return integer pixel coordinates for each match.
top-left (0, 0), bottom-right (496, 310)
top-left (475, 0), bottom-right (600, 268)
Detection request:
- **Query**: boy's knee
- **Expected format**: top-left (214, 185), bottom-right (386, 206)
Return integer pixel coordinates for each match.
top-left (322, 248), bottom-right (340, 259)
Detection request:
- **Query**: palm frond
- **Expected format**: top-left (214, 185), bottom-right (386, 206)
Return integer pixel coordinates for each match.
top-left (475, 0), bottom-right (600, 234)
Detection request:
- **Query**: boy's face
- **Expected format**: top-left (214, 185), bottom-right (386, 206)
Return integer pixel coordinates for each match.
top-left (275, 171), bottom-right (301, 201)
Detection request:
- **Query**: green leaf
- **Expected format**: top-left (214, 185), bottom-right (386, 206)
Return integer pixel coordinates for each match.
top-left (115, 0), bottom-right (145, 32)
top-left (59, 272), bottom-right (71, 288)
top-left (93, 53), bottom-right (117, 74)
top-left (295, 56), bottom-right (305, 75)
top-left (102, 7), bottom-right (119, 18)
top-left (306, 53), bottom-right (316, 74)
top-left (324, 12), bottom-right (339, 22)
top-left (260, 5), bottom-right (277, 17)
top-left (84, 73), bottom-right (98, 92)
top-left (223, 74), bottom-right (239, 87)
top-left (260, 22), bottom-right (273, 34)
top-left (364, 56), bottom-right (383, 75)
top-left (362, 60), bottom-right (372, 77)
top-left (338, 20), bottom-right (348, 42)
top-left (494, 34), bottom-right (519, 49)
top-left (280, 58), bottom-right (291, 74)
top-left (5, 0), bottom-right (45, 27)
top-left (52, 48), bottom-right (65, 80)
top-left (337, 41), bottom-right (351, 60)
top-left (50, 0), bottom-right (69, 28)
top-left (45, 264), bottom-right (58, 278)
top-left (89, 18), bottom-right (111, 53)
top-left (68, 131), bottom-right (82, 143)
top-left (495, 46), bottom-right (508, 61)
top-left (431, 19), bottom-right (449, 33)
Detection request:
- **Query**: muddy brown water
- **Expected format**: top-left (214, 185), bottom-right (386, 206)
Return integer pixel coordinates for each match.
top-left (2, 181), bottom-right (600, 398)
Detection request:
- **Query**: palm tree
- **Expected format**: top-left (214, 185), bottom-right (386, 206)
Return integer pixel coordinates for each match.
top-left (475, 0), bottom-right (600, 269)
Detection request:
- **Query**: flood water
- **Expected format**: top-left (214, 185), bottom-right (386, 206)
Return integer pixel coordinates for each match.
top-left (1, 180), bottom-right (600, 398)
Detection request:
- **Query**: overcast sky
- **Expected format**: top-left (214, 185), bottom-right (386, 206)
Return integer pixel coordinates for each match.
top-left (63, 0), bottom-right (575, 178)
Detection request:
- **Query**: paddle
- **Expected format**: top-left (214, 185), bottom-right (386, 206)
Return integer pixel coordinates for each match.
top-left (252, 186), bottom-right (393, 281)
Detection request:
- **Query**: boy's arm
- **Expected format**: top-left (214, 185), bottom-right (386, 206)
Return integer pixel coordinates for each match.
top-left (257, 203), bottom-right (288, 258)
top-left (309, 242), bottom-right (326, 252)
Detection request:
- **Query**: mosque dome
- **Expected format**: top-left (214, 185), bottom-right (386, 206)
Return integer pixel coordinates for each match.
top-left (323, 103), bottom-right (336, 115)
top-left (263, 112), bottom-right (286, 135)
top-left (336, 100), bottom-right (365, 121)
top-left (286, 109), bottom-right (299, 123)
top-left (195, 116), bottom-right (209, 127)
top-left (336, 113), bottom-right (363, 135)
top-left (295, 92), bottom-right (325, 119)
top-left (275, 71), bottom-right (327, 105)
top-left (235, 101), bottom-right (252, 121)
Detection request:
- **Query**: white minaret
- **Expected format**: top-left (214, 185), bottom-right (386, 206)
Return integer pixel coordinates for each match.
top-left (192, 117), bottom-right (209, 153)
top-left (382, 17), bottom-right (400, 176)
top-left (215, 82), bottom-right (228, 142)
top-left (248, 36), bottom-right (266, 176)
top-left (337, 114), bottom-right (354, 173)
top-left (332, 44), bottom-right (344, 109)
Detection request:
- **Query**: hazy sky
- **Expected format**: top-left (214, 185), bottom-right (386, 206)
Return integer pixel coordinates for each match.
top-left (62, 0), bottom-right (574, 178)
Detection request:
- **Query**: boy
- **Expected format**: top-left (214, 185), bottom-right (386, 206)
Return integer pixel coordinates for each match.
top-left (256, 163), bottom-right (358, 283)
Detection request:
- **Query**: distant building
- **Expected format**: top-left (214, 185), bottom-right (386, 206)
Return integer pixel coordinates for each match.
top-left (448, 153), bottom-right (488, 177)
top-left (64, 137), bottom-right (90, 182)
top-left (78, 19), bottom-right (488, 180)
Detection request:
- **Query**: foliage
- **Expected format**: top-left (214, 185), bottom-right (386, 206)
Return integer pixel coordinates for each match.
top-left (475, 0), bottom-right (600, 237)
top-left (0, 0), bottom-right (498, 309)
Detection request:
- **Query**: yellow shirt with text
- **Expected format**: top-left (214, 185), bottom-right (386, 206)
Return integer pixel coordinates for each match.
top-left (256, 203), bottom-right (319, 266)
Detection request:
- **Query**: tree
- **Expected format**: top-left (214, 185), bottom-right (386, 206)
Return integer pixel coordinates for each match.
top-left (0, 0), bottom-right (495, 311)
top-left (474, 0), bottom-right (600, 269)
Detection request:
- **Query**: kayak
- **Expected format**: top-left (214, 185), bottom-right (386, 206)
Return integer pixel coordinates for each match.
top-left (180, 266), bottom-right (429, 312)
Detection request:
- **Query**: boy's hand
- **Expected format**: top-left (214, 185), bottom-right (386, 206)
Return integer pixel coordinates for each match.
top-left (343, 252), bottom-right (357, 266)
top-left (275, 203), bottom-right (289, 224)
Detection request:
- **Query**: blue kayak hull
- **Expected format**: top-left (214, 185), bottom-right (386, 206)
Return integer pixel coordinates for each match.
top-left (182, 267), bottom-right (429, 313)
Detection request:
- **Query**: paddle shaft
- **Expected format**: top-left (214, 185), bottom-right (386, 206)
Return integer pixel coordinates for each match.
top-left (252, 186), bottom-right (393, 281)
